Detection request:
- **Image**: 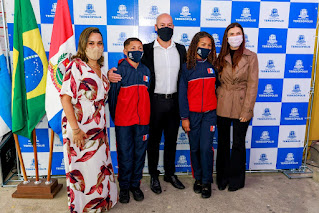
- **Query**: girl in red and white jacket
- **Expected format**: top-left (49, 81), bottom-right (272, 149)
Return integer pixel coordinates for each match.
top-left (178, 31), bottom-right (218, 199)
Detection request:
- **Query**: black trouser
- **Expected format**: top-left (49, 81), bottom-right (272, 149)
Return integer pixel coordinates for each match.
top-left (147, 94), bottom-right (180, 177)
top-left (216, 116), bottom-right (250, 188)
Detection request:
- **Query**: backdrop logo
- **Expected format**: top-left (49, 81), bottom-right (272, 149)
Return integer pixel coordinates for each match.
top-left (56, 158), bottom-right (65, 171)
top-left (236, 8), bottom-right (256, 22)
top-left (180, 6), bottom-right (191, 17)
top-left (145, 5), bottom-right (159, 20)
top-left (261, 60), bottom-right (280, 74)
top-left (46, 3), bottom-right (56, 18)
top-left (262, 34), bottom-right (282, 49)
top-left (112, 4), bottom-right (133, 20)
top-left (287, 84), bottom-right (305, 98)
top-left (118, 5), bottom-right (128, 16)
top-left (114, 32), bottom-right (127, 46)
top-left (267, 60), bottom-right (275, 69)
top-left (27, 158), bottom-right (46, 171)
top-left (283, 131), bottom-right (301, 143)
top-left (80, 4), bottom-right (102, 18)
top-left (256, 131), bottom-right (274, 144)
top-left (23, 136), bottom-right (40, 148)
top-left (292, 84), bottom-right (301, 93)
top-left (54, 140), bottom-right (63, 148)
top-left (284, 108), bottom-right (303, 121)
top-left (293, 9), bottom-right (313, 24)
top-left (291, 35), bottom-right (310, 49)
top-left (207, 7), bottom-right (225, 21)
top-left (290, 108), bottom-right (299, 117)
top-left (289, 60), bottom-right (308, 74)
top-left (175, 6), bottom-right (196, 21)
top-left (177, 132), bottom-right (188, 144)
top-left (281, 153), bottom-right (298, 165)
top-left (264, 8), bottom-right (284, 23)
top-left (255, 153), bottom-right (272, 165)
top-left (258, 108), bottom-right (276, 121)
top-left (259, 84), bottom-right (278, 98)
top-left (176, 155), bottom-right (190, 167)
top-left (212, 7), bottom-right (221, 16)
top-left (85, 4), bottom-right (95, 14)
top-left (212, 34), bottom-right (221, 48)
top-left (245, 34), bottom-right (255, 49)
top-left (180, 33), bottom-right (191, 47)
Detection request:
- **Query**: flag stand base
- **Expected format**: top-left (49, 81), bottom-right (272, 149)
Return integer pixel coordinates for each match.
top-left (12, 178), bottom-right (63, 199)
top-left (282, 165), bottom-right (313, 179)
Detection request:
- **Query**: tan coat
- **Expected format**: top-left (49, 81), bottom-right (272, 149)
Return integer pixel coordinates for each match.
top-left (216, 48), bottom-right (259, 120)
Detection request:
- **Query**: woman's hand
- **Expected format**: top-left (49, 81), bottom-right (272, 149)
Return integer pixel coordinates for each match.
top-left (107, 67), bottom-right (122, 83)
top-left (239, 117), bottom-right (248, 122)
top-left (182, 119), bottom-right (191, 132)
top-left (72, 128), bottom-right (88, 148)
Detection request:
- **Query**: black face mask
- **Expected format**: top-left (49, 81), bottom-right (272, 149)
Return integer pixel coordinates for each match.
top-left (157, 27), bottom-right (173, 42)
top-left (197, 47), bottom-right (211, 60)
top-left (128, 51), bottom-right (144, 63)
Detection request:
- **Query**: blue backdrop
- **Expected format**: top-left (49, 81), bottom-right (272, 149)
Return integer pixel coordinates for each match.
top-left (4, 0), bottom-right (318, 175)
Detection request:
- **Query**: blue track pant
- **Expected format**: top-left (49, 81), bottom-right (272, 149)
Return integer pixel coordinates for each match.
top-left (115, 125), bottom-right (149, 189)
top-left (188, 110), bottom-right (216, 184)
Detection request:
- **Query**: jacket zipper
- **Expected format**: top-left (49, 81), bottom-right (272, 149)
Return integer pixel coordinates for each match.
top-left (201, 64), bottom-right (204, 112)
top-left (137, 68), bottom-right (141, 124)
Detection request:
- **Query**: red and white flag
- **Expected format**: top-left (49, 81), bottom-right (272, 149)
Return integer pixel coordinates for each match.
top-left (45, 0), bottom-right (76, 141)
top-left (207, 68), bottom-right (214, 74)
top-left (143, 75), bottom-right (149, 82)
top-left (143, 134), bottom-right (148, 141)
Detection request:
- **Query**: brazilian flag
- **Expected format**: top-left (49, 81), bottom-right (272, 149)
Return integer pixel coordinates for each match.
top-left (12, 0), bottom-right (48, 141)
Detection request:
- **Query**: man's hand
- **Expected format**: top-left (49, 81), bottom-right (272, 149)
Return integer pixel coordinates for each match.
top-left (182, 119), bottom-right (191, 132)
top-left (107, 67), bottom-right (122, 83)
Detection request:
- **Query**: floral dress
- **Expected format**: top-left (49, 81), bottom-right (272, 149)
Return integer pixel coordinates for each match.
top-left (60, 58), bottom-right (118, 213)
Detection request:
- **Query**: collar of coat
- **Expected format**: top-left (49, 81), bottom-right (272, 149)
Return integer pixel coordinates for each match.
top-left (225, 48), bottom-right (252, 71)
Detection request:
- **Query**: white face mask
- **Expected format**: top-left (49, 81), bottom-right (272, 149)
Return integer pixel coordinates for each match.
top-left (227, 35), bottom-right (243, 48)
top-left (85, 46), bottom-right (104, 61)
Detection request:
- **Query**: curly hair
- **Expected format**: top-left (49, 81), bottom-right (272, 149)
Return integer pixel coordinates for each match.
top-left (216, 23), bottom-right (245, 72)
top-left (186, 31), bottom-right (217, 70)
top-left (72, 27), bottom-right (104, 66)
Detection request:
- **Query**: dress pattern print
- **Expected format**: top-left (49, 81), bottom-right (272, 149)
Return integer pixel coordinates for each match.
top-left (60, 58), bottom-right (118, 212)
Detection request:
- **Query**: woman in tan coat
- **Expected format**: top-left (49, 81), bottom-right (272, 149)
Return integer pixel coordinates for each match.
top-left (215, 23), bottom-right (258, 192)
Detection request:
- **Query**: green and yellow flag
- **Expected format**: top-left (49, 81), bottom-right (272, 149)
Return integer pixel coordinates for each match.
top-left (12, 0), bottom-right (48, 141)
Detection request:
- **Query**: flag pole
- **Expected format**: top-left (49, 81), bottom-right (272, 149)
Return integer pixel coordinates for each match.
top-left (13, 134), bottom-right (29, 183)
top-left (46, 129), bottom-right (55, 184)
top-left (32, 129), bottom-right (40, 184)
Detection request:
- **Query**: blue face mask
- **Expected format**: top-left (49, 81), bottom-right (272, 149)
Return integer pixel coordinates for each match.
top-left (127, 51), bottom-right (144, 63)
top-left (197, 47), bottom-right (211, 60)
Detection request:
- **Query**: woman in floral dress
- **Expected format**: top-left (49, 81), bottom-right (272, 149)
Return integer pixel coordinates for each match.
top-left (60, 27), bottom-right (118, 212)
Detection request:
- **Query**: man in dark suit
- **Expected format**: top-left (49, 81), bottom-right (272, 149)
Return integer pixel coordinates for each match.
top-left (108, 13), bottom-right (186, 194)
top-left (141, 13), bottom-right (186, 194)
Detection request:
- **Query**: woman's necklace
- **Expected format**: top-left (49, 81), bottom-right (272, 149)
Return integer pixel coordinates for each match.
top-left (87, 62), bottom-right (102, 78)
top-left (87, 62), bottom-right (100, 70)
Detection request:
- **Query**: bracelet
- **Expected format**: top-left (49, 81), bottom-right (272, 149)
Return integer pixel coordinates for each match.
top-left (72, 128), bottom-right (81, 135)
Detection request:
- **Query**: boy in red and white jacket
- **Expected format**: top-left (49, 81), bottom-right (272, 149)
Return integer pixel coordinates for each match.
top-left (109, 38), bottom-right (151, 204)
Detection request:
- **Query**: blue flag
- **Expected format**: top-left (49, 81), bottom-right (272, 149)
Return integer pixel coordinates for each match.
top-left (0, 48), bottom-right (12, 137)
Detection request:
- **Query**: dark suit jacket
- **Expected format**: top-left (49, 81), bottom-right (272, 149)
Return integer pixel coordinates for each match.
top-left (141, 41), bottom-right (187, 97)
